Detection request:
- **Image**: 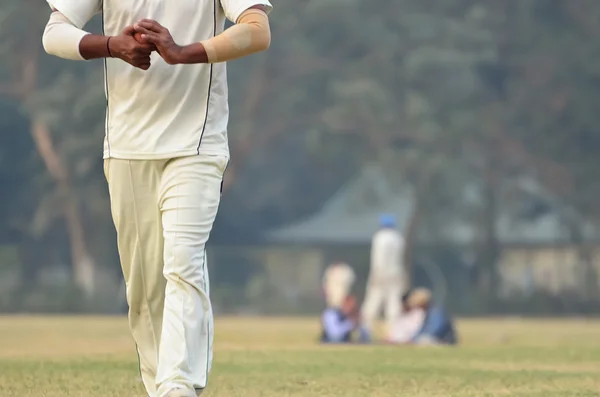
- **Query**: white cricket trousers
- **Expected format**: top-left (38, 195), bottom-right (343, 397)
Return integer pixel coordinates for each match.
top-left (361, 278), bottom-right (403, 334)
top-left (104, 154), bottom-right (228, 397)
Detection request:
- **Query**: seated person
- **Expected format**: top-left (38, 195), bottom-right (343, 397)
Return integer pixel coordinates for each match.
top-left (408, 288), bottom-right (458, 345)
top-left (320, 295), bottom-right (362, 343)
top-left (386, 290), bottom-right (426, 344)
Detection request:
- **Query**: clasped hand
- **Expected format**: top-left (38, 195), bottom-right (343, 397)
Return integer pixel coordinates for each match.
top-left (108, 19), bottom-right (183, 69)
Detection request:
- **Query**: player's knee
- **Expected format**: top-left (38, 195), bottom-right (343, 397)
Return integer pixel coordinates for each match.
top-left (163, 243), bottom-right (207, 289)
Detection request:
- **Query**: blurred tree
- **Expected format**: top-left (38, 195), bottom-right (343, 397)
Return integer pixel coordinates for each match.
top-left (2, 0), bottom-right (600, 308)
top-left (0, 1), bottom-right (106, 296)
top-left (498, 0), bottom-right (600, 298)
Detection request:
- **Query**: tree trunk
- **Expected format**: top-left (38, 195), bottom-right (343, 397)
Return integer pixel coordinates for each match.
top-left (6, 29), bottom-right (96, 298)
top-left (403, 165), bottom-right (436, 290)
top-left (578, 245), bottom-right (598, 301)
top-left (403, 196), bottom-right (421, 291)
top-left (477, 154), bottom-right (501, 297)
top-left (17, 236), bottom-right (39, 296)
top-left (30, 120), bottom-right (95, 298)
top-left (569, 223), bottom-right (598, 301)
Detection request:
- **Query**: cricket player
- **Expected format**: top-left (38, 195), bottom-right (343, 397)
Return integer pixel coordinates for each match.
top-left (42, 0), bottom-right (272, 396)
top-left (361, 214), bottom-right (406, 338)
top-left (322, 260), bottom-right (355, 309)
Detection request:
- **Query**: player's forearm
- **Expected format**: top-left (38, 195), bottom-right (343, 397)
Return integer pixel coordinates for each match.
top-left (43, 11), bottom-right (111, 60)
top-left (180, 8), bottom-right (271, 64)
top-left (79, 34), bottom-right (112, 60)
top-left (177, 43), bottom-right (209, 64)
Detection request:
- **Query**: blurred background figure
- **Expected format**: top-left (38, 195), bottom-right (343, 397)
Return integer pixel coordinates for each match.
top-left (361, 214), bottom-right (406, 341)
top-left (320, 295), bottom-right (361, 344)
top-left (408, 288), bottom-right (457, 346)
top-left (322, 260), bottom-right (355, 309)
top-left (386, 290), bottom-right (426, 344)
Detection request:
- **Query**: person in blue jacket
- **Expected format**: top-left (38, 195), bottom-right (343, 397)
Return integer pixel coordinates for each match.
top-left (320, 295), bottom-right (366, 343)
top-left (407, 288), bottom-right (457, 345)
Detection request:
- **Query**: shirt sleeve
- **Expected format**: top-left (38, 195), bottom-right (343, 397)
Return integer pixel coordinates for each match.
top-left (47, 0), bottom-right (102, 29)
top-left (322, 310), bottom-right (354, 342)
top-left (219, 0), bottom-right (273, 23)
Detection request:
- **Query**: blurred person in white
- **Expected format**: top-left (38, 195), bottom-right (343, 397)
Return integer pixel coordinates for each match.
top-left (322, 260), bottom-right (355, 309)
top-left (361, 214), bottom-right (406, 341)
top-left (386, 290), bottom-right (426, 344)
top-left (41, 0), bottom-right (272, 396)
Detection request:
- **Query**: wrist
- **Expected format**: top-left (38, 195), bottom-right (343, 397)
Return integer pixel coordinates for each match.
top-left (106, 36), bottom-right (114, 58)
top-left (79, 34), bottom-right (119, 61)
top-left (107, 35), bottom-right (126, 59)
top-left (178, 43), bottom-right (209, 64)
top-left (107, 36), bottom-right (122, 59)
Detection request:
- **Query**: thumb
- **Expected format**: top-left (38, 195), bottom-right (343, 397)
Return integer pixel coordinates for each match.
top-left (121, 25), bottom-right (136, 36)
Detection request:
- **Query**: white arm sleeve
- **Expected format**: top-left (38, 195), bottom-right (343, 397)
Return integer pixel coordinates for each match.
top-left (47, 0), bottom-right (101, 29)
top-left (42, 12), bottom-right (90, 61)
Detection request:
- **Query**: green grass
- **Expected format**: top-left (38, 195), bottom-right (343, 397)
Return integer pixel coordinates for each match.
top-left (1, 317), bottom-right (600, 396)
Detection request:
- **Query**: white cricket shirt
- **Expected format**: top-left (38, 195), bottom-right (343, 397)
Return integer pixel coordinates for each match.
top-left (388, 308), bottom-right (425, 343)
top-left (48, 0), bottom-right (272, 160)
top-left (370, 228), bottom-right (405, 283)
top-left (322, 263), bottom-right (355, 290)
top-left (322, 263), bottom-right (355, 308)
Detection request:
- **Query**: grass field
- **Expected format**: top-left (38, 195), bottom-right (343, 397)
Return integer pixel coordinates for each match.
top-left (0, 317), bottom-right (600, 396)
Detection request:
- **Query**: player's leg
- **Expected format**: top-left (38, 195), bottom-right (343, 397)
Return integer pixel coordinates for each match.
top-left (104, 159), bottom-right (166, 396)
top-left (361, 282), bottom-right (384, 333)
top-left (155, 154), bottom-right (228, 397)
top-left (384, 282), bottom-right (402, 337)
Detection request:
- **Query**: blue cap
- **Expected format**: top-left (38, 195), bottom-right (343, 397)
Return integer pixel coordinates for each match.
top-left (379, 213), bottom-right (396, 228)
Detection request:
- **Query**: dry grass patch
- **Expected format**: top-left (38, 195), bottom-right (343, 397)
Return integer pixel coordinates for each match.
top-left (0, 316), bottom-right (599, 396)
